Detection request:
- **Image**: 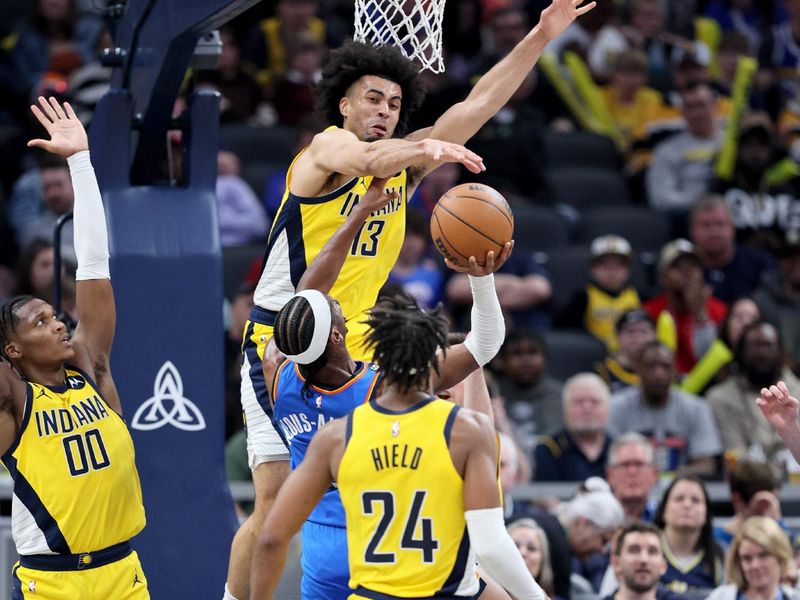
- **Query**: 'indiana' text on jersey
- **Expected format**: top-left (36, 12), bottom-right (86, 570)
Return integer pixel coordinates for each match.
top-left (272, 359), bottom-right (381, 527)
top-left (252, 126), bottom-right (408, 357)
top-left (338, 397), bottom-right (478, 598)
top-left (1, 366), bottom-right (145, 555)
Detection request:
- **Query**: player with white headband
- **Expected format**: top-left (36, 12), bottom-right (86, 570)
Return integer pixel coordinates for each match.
top-left (246, 181), bottom-right (522, 600)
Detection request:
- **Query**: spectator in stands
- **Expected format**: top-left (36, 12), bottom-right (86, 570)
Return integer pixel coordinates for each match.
top-left (10, 153), bottom-right (76, 266)
top-left (714, 32), bottom-right (757, 97)
top-left (261, 114), bottom-right (324, 222)
top-left (409, 162), bottom-right (459, 217)
top-left (195, 28), bottom-right (263, 124)
top-left (690, 195), bottom-right (776, 304)
top-left (596, 309), bottom-right (657, 393)
top-left (753, 231), bottom-right (800, 364)
top-left (467, 7), bottom-right (529, 81)
top-left (707, 321), bottom-right (800, 466)
top-left (561, 478), bottom-right (626, 593)
top-left (648, 240), bottom-right (727, 367)
top-left (456, 69), bottom-right (549, 203)
top-left (556, 235), bottom-right (641, 351)
top-left (706, 517), bottom-right (800, 600)
top-left (645, 239), bottom-right (728, 375)
top-left (508, 519), bottom-right (559, 600)
top-left (535, 373), bottom-right (613, 482)
top-left (609, 341), bottom-right (722, 476)
top-left (679, 296), bottom-right (762, 394)
top-left (704, 1), bottom-right (780, 54)
top-left (713, 114), bottom-right (800, 253)
top-left (14, 237), bottom-right (76, 326)
top-left (714, 460), bottom-right (783, 551)
top-left (654, 475), bottom-right (724, 595)
top-left (387, 209), bottom-right (444, 310)
top-left (601, 49), bottom-right (668, 152)
top-left (493, 330), bottom-right (564, 451)
top-left (445, 251), bottom-right (552, 330)
top-left (273, 36), bottom-right (325, 126)
top-left (501, 431), bottom-right (573, 600)
top-left (606, 432), bottom-right (661, 522)
top-left (759, 0), bottom-right (800, 113)
top-left (216, 150), bottom-right (269, 247)
top-left (602, 522), bottom-right (675, 600)
top-left (646, 84), bottom-right (723, 228)
top-left (9, 0), bottom-right (104, 97)
top-left (242, 0), bottom-right (326, 92)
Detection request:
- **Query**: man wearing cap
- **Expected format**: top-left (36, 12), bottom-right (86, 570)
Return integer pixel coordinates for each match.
top-left (596, 309), bottom-right (657, 392)
top-left (556, 235), bottom-right (641, 351)
top-left (644, 238), bottom-right (727, 374)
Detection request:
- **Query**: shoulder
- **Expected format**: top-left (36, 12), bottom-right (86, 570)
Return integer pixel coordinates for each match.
top-left (450, 407), bottom-right (495, 449)
top-left (704, 378), bottom-right (738, 403)
top-left (314, 416), bottom-right (349, 451)
top-left (705, 584), bottom-right (738, 600)
top-left (670, 388), bottom-right (710, 411)
top-left (610, 386), bottom-right (638, 407)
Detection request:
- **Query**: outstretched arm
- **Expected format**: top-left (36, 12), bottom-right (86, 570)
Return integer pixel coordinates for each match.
top-left (28, 97), bottom-right (120, 412)
top-left (432, 244), bottom-right (512, 393)
top-left (296, 177), bottom-right (398, 293)
top-left (758, 382), bottom-right (800, 463)
top-left (408, 0), bottom-right (595, 183)
top-left (250, 420), bottom-right (343, 599)
top-left (291, 128), bottom-right (485, 197)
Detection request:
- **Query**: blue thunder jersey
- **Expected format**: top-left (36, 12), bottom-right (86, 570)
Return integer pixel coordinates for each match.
top-left (1, 366), bottom-right (145, 555)
top-left (272, 359), bottom-right (382, 527)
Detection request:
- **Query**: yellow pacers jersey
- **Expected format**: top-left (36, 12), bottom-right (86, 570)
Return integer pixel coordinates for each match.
top-left (584, 284), bottom-right (640, 351)
top-left (252, 127), bottom-right (408, 359)
top-left (1, 366), bottom-right (145, 555)
top-left (338, 398), bottom-right (478, 599)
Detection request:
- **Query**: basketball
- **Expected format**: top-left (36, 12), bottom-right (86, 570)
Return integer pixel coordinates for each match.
top-left (430, 183), bottom-right (514, 267)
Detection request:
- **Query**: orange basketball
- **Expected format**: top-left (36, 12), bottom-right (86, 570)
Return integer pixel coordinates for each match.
top-left (430, 183), bottom-right (514, 267)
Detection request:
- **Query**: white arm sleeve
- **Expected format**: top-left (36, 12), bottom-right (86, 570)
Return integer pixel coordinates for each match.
top-left (68, 151), bottom-right (110, 281)
top-left (465, 507), bottom-right (547, 600)
top-left (463, 274), bottom-right (505, 366)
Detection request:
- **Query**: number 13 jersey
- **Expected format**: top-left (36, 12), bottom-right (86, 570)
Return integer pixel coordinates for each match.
top-left (252, 126), bottom-right (408, 360)
top-left (1, 365), bottom-right (145, 555)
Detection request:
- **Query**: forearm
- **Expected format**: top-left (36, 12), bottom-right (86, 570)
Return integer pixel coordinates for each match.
top-left (777, 421), bottom-right (800, 463)
top-left (465, 274), bottom-right (505, 367)
top-left (466, 508), bottom-right (547, 600)
top-left (250, 537), bottom-right (290, 599)
top-left (363, 138), bottom-right (427, 178)
top-left (68, 151), bottom-right (109, 281)
top-left (296, 204), bottom-right (374, 293)
top-left (462, 368), bottom-right (493, 419)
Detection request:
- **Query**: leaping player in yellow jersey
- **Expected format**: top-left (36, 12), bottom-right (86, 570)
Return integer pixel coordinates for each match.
top-left (0, 98), bottom-right (147, 599)
top-left (250, 297), bottom-right (550, 600)
top-left (229, 1), bottom-right (596, 597)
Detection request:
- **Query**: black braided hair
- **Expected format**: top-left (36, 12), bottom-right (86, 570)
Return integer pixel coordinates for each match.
top-left (315, 40), bottom-right (426, 137)
top-left (0, 295), bottom-right (34, 364)
top-left (273, 295), bottom-right (331, 399)
top-left (364, 296), bottom-right (450, 394)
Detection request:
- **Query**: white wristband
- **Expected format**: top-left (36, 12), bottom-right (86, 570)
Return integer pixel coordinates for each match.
top-left (463, 274), bottom-right (505, 366)
top-left (68, 151), bottom-right (110, 281)
top-left (465, 507), bottom-right (546, 600)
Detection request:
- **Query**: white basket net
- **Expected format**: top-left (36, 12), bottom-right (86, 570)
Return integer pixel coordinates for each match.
top-left (353, 0), bottom-right (447, 73)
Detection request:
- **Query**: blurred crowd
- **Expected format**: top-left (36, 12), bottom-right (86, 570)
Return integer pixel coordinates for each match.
top-left (2, 1), bottom-right (800, 594)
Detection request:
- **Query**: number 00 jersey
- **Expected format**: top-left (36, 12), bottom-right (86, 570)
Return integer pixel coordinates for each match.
top-left (338, 397), bottom-right (478, 599)
top-left (1, 365), bottom-right (145, 555)
top-left (252, 126), bottom-right (408, 358)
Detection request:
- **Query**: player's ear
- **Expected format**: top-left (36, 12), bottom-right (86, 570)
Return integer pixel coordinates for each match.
top-left (339, 97), bottom-right (349, 119)
top-left (330, 328), bottom-right (344, 345)
top-left (3, 341), bottom-right (21, 360)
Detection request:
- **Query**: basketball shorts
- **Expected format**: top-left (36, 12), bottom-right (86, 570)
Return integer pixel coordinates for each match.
top-left (12, 544), bottom-right (147, 599)
top-left (347, 577), bottom-right (487, 600)
top-left (301, 521), bottom-right (351, 600)
top-left (240, 305), bottom-right (372, 470)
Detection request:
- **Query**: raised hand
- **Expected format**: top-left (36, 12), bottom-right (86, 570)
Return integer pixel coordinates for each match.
top-left (538, 0), bottom-right (597, 41)
top-left (757, 381), bottom-right (800, 432)
top-left (353, 177), bottom-right (400, 217)
top-left (420, 139), bottom-right (486, 174)
top-left (27, 96), bottom-right (88, 158)
top-left (445, 241), bottom-right (514, 276)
